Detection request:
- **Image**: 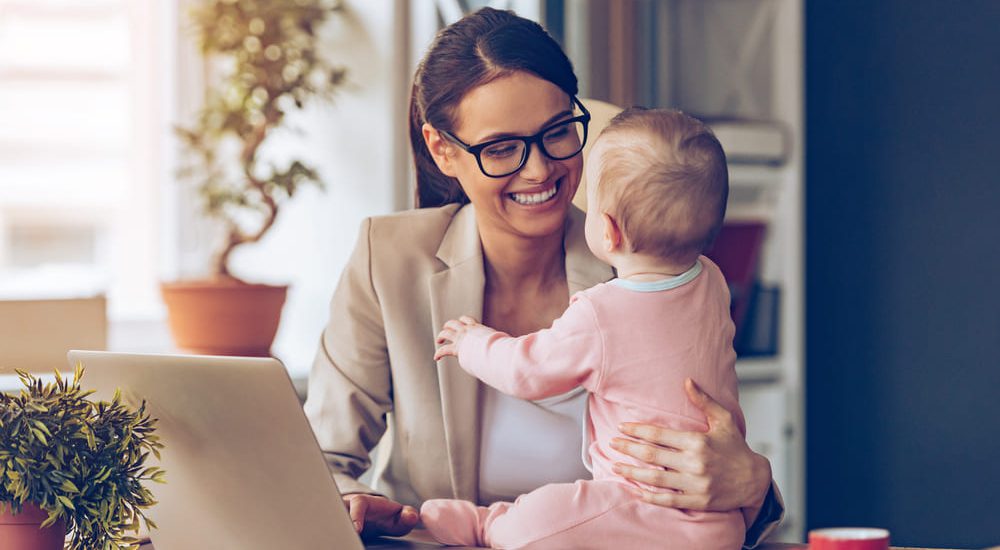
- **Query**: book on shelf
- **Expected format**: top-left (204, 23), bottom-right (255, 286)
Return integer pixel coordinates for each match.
top-left (736, 283), bottom-right (780, 357)
top-left (704, 222), bottom-right (768, 348)
top-left (701, 117), bottom-right (790, 165)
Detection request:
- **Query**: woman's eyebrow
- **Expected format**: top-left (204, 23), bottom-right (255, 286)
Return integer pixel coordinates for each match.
top-left (477, 109), bottom-right (574, 142)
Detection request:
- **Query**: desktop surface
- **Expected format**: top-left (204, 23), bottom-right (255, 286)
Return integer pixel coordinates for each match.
top-left (137, 530), bottom-right (957, 550)
top-left (135, 530), bottom-right (469, 549)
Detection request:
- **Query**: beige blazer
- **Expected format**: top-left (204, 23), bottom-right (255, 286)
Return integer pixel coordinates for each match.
top-left (303, 202), bottom-right (613, 506)
top-left (302, 202), bottom-right (783, 546)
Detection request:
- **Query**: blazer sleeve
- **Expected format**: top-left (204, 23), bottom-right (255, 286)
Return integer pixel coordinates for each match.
top-left (455, 294), bottom-right (604, 400)
top-left (743, 481), bottom-right (786, 548)
top-left (303, 218), bottom-right (392, 496)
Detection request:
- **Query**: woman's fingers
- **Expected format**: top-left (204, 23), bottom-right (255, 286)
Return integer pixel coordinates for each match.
top-left (618, 422), bottom-right (698, 451)
top-left (458, 315), bottom-right (478, 325)
top-left (610, 437), bottom-right (695, 472)
top-left (343, 495), bottom-right (419, 538)
top-left (374, 504), bottom-right (420, 537)
top-left (685, 378), bottom-right (735, 428)
top-left (638, 489), bottom-right (709, 511)
top-left (344, 494), bottom-right (369, 533)
top-left (612, 463), bottom-right (681, 489)
top-left (613, 380), bottom-right (770, 513)
top-left (607, 465), bottom-right (714, 510)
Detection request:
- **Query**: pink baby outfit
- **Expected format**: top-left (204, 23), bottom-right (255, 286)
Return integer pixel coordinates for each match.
top-left (421, 257), bottom-right (746, 549)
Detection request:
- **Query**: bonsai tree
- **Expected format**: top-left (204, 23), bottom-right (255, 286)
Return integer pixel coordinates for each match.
top-left (176, 0), bottom-right (347, 279)
top-left (0, 366), bottom-right (165, 550)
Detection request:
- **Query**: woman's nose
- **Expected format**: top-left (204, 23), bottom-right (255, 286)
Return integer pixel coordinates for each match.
top-left (518, 143), bottom-right (553, 183)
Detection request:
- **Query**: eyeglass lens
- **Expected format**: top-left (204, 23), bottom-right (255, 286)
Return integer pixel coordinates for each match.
top-left (479, 119), bottom-right (585, 177)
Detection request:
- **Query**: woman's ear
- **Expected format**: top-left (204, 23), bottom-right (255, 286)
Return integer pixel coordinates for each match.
top-left (422, 123), bottom-right (458, 177)
top-left (602, 212), bottom-right (623, 253)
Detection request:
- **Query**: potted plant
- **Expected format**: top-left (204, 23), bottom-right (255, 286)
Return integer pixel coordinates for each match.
top-left (0, 366), bottom-right (165, 550)
top-left (164, 0), bottom-right (347, 356)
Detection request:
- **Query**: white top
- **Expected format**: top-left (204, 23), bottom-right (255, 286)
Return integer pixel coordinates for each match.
top-left (477, 385), bottom-right (591, 503)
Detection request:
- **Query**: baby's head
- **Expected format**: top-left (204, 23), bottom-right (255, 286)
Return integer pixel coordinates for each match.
top-left (584, 107), bottom-right (728, 269)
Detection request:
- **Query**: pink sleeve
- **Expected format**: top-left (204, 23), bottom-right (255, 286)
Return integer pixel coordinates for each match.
top-left (456, 295), bottom-right (604, 400)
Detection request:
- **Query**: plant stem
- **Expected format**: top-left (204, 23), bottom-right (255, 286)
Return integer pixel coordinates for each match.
top-left (214, 114), bottom-right (281, 279)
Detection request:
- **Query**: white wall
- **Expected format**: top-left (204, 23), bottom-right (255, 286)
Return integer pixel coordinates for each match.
top-left (212, 1), bottom-right (407, 376)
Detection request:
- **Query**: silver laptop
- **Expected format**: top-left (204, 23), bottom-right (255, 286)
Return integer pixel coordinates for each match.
top-left (66, 350), bottom-right (364, 550)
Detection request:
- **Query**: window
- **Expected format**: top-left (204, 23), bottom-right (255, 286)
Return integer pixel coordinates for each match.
top-left (0, 0), bottom-right (173, 318)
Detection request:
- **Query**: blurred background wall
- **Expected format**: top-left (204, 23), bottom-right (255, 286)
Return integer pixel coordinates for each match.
top-left (2, 1), bottom-right (998, 545)
top-left (805, 1), bottom-right (1000, 547)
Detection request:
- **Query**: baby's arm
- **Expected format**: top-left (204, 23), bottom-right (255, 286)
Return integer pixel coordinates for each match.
top-left (434, 296), bottom-right (604, 400)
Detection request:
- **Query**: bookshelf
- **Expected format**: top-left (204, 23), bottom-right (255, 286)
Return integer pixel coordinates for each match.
top-left (558, 0), bottom-right (806, 541)
top-left (690, 1), bottom-right (805, 542)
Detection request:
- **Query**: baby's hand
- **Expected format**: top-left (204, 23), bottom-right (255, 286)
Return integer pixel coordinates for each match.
top-left (434, 315), bottom-right (481, 361)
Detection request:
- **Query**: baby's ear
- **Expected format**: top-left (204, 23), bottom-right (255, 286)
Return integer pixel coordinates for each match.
top-left (422, 123), bottom-right (458, 177)
top-left (602, 212), bottom-right (623, 253)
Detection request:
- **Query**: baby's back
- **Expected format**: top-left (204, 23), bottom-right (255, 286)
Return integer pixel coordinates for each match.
top-left (580, 257), bottom-right (743, 482)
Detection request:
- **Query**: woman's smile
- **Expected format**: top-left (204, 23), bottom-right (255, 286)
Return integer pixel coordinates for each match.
top-left (506, 176), bottom-right (563, 207)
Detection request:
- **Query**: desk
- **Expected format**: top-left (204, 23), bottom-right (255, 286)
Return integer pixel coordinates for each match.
top-left (137, 529), bottom-right (960, 549)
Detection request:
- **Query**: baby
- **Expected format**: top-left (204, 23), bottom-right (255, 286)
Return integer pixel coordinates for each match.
top-left (422, 108), bottom-right (747, 550)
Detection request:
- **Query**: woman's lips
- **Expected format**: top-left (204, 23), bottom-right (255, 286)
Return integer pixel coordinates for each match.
top-left (507, 177), bottom-right (563, 206)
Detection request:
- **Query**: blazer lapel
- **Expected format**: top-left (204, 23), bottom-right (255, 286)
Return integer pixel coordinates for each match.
top-left (428, 204), bottom-right (484, 501)
top-left (426, 204), bottom-right (612, 503)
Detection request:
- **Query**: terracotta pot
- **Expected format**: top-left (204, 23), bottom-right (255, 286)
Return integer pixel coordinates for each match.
top-left (0, 502), bottom-right (66, 550)
top-left (161, 279), bottom-right (288, 357)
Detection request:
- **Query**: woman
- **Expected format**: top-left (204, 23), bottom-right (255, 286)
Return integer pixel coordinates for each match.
top-left (304, 7), bottom-right (782, 547)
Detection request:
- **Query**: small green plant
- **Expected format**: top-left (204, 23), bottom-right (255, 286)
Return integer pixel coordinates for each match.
top-left (176, 0), bottom-right (347, 279)
top-left (0, 366), bottom-right (165, 550)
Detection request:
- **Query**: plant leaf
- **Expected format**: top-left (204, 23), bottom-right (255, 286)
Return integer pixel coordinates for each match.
top-left (61, 479), bottom-right (80, 493)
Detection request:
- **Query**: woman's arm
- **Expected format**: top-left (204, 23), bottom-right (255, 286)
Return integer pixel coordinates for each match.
top-left (304, 218), bottom-right (393, 496)
top-left (305, 218), bottom-right (421, 537)
top-left (610, 379), bottom-right (784, 547)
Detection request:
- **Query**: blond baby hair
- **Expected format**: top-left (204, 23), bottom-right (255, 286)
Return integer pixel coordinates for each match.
top-left (594, 107), bottom-right (729, 265)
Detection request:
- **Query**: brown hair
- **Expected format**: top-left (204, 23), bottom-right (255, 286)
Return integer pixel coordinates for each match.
top-left (409, 8), bottom-right (578, 208)
top-left (594, 108), bottom-right (729, 264)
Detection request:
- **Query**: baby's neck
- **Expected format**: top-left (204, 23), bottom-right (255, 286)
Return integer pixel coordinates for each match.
top-left (613, 253), bottom-right (698, 281)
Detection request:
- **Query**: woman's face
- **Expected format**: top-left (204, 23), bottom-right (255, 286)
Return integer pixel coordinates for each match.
top-left (424, 71), bottom-right (583, 241)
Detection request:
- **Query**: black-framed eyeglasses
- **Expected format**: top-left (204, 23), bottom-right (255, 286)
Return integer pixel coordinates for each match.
top-left (439, 96), bottom-right (591, 178)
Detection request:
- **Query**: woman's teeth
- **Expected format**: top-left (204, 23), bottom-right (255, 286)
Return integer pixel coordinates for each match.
top-left (509, 185), bottom-right (558, 205)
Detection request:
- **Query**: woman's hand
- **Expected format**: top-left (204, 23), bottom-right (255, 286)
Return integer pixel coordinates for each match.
top-left (434, 316), bottom-right (482, 360)
top-left (343, 494), bottom-right (419, 538)
top-left (609, 378), bottom-right (772, 519)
